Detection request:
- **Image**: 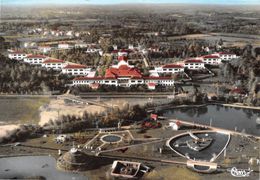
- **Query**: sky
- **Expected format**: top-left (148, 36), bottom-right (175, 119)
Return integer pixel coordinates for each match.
top-left (2, 0), bottom-right (260, 5)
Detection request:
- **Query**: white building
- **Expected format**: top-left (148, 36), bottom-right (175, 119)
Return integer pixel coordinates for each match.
top-left (8, 51), bottom-right (27, 60)
top-left (58, 43), bottom-right (73, 50)
top-left (72, 77), bottom-right (116, 86)
top-left (62, 64), bottom-right (91, 76)
top-left (184, 59), bottom-right (205, 70)
top-left (42, 59), bottom-right (65, 70)
top-left (86, 47), bottom-right (102, 53)
top-left (153, 64), bottom-right (184, 74)
top-left (24, 55), bottom-right (47, 65)
top-left (72, 76), bottom-right (174, 88)
top-left (72, 58), bottom-right (174, 88)
top-left (66, 31), bottom-right (74, 37)
top-left (38, 46), bottom-right (52, 53)
top-left (215, 52), bottom-right (237, 61)
top-left (74, 43), bottom-right (88, 48)
top-left (202, 55), bottom-right (222, 65)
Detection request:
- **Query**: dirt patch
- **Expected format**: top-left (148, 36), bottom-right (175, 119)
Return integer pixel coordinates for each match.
top-left (39, 98), bottom-right (106, 126)
top-left (0, 125), bottom-right (20, 140)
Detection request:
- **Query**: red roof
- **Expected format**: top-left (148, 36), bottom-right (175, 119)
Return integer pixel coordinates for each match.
top-left (230, 88), bottom-right (246, 94)
top-left (162, 64), bottom-right (184, 69)
top-left (184, 59), bottom-right (204, 64)
top-left (218, 52), bottom-right (235, 55)
top-left (150, 113), bottom-right (158, 120)
top-left (9, 51), bottom-right (26, 54)
top-left (118, 56), bottom-right (128, 61)
top-left (203, 55), bottom-right (220, 59)
top-left (148, 83), bottom-right (156, 86)
top-left (63, 64), bottom-right (87, 69)
top-left (43, 59), bottom-right (64, 63)
top-left (105, 65), bottom-right (142, 78)
top-left (26, 55), bottom-right (46, 59)
top-left (111, 50), bottom-right (118, 53)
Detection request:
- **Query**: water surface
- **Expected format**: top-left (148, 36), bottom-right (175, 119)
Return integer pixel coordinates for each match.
top-left (162, 105), bottom-right (260, 136)
top-left (0, 155), bottom-right (87, 180)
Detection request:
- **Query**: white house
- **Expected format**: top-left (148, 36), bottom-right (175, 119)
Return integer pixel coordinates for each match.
top-left (8, 51), bottom-right (27, 60)
top-left (86, 47), bottom-right (102, 53)
top-left (202, 55), bottom-right (222, 65)
top-left (58, 43), bottom-right (73, 50)
top-left (153, 64), bottom-right (184, 74)
top-left (62, 64), bottom-right (91, 76)
top-left (38, 46), bottom-right (52, 53)
top-left (42, 59), bottom-right (65, 70)
top-left (66, 31), bottom-right (74, 37)
top-left (184, 59), bottom-right (205, 70)
top-left (24, 55), bottom-right (47, 65)
top-left (215, 52), bottom-right (237, 61)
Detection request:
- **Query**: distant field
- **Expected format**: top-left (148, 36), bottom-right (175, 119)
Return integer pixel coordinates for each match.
top-left (0, 97), bottom-right (50, 125)
top-left (169, 33), bottom-right (260, 47)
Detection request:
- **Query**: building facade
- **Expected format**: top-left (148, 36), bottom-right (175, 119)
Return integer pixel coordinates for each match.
top-left (62, 64), bottom-right (91, 76)
top-left (24, 55), bottom-right (47, 65)
top-left (72, 60), bottom-right (174, 88)
top-left (8, 51), bottom-right (27, 60)
top-left (42, 59), bottom-right (65, 70)
top-left (154, 64), bottom-right (184, 74)
top-left (202, 55), bottom-right (222, 65)
top-left (184, 59), bottom-right (205, 70)
top-left (215, 52), bottom-right (237, 61)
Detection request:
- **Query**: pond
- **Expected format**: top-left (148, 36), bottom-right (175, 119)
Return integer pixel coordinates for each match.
top-left (101, 134), bottom-right (122, 143)
top-left (0, 155), bottom-right (87, 180)
top-left (162, 105), bottom-right (260, 136)
top-left (167, 131), bottom-right (230, 161)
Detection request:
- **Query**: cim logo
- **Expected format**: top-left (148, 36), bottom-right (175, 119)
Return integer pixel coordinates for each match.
top-left (229, 167), bottom-right (253, 177)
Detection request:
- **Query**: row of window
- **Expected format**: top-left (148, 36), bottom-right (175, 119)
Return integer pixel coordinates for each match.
top-left (11, 54), bottom-right (26, 57)
top-left (26, 58), bottom-right (45, 61)
top-left (162, 68), bottom-right (182, 71)
top-left (74, 80), bottom-right (174, 84)
top-left (204, 58), bottom-right (219, 61)
top-left (45, 64), bottom-right (62, 66)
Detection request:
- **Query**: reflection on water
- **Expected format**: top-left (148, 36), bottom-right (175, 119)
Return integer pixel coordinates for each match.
top-left (0, 156), bottom-right (87, 180)
top-left (162, 105), bottom-right (260, 136)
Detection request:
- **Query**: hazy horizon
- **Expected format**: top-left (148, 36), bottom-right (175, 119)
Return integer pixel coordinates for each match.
top-left (2, 0), bottom-right (260, 6)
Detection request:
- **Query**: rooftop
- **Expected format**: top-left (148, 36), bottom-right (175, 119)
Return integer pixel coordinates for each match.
top-left (202, 55), bottom-right (220, 59)
top-left (184, 59), bottom-right (204, 63)
top-left (43, 59), bottom-right (64, 63)
top-left (26, 55), bottom-right (47, 59)
top-left (162, 64), bottom-right (184, 68)
top-left (105, 64), bottom-right (142, 78)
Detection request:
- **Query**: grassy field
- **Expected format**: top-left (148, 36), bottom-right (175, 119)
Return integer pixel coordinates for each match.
top-left (0, 97), bottom-right (50, 125)
top-left (144, 166), bottom-right (201, 180)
